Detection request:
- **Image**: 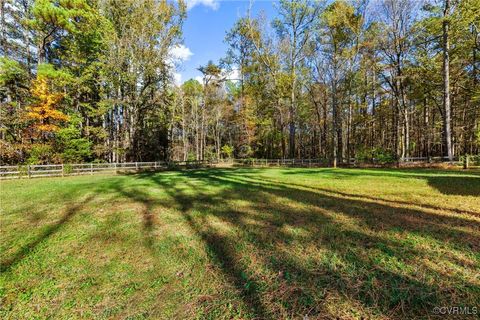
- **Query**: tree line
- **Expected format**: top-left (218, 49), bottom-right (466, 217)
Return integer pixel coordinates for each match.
top-left (1, 0), bottom-right (479, 166)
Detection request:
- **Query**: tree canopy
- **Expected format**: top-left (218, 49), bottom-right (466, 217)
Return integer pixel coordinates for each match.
top-left (0, 0), bottom-right (478, 164)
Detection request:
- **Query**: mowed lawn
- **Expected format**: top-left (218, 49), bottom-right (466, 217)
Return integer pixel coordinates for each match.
top-left (1, 168), bottom-right (479, 319)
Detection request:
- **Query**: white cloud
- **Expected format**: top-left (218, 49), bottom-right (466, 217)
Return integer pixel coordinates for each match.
top-left (168, 45), bottom-right (192, 86)
top-left (173, 72), bottom-right (183, 86)
top-left (194, 76), bottom-right (204, 83)
top-left (169, 44), bottom-right (193, 63)
top-left (185, 0), bottom-right (220, 10)
top-left (227, 68), bottom-right (240, 81)
top-left (221, 68), bottom-right (240, 82)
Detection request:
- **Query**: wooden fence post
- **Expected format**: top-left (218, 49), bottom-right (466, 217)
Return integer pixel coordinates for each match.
top-left (463, 155), bottom-right (469, 169)
top-left (62, 164), bottom-right (64, 177)
top-left (90, 163), bottom-right (93, 175)
top-left (27, 165), bottom-right (31, 178)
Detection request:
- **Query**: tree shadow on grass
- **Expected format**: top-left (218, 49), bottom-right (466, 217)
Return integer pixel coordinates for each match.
top-left (280, 168), bottom-right (480, 196)
top-left (108, 184), bottom-right (157, 250)
top-left (130, 169), bottom-right (479, 319)
top-left (257, 177), bottom-right (480, 217)
top-left (130, 174), bottom-right (272, 318)
top-left (0, 194), bottom-right (95, 274)
top-left (426, 175), bottom-right (480, 196)
top-left (190, 170), bottom-right (480, 248)
top-left (99, 168), bottom-right (479, 318)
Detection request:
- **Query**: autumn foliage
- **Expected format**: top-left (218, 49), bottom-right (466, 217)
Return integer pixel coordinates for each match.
top-left (26, 76), bottom-right (68, 136)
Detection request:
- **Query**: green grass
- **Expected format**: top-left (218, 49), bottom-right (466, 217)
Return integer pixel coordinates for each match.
top-left (1, 168), bottom-right (479, 319)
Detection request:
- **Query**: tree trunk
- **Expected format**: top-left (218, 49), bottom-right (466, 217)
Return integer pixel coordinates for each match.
top-left (332, 77), bottom-right (339, 168)
top-left (182, 99), bottom-right (188, 161)
top-left (442, 0), bottom-right (453, 161)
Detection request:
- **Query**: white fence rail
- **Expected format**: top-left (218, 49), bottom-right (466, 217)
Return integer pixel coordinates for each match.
top-left (0, 158), bottom-right (337, 179)
top-left (0, 160), bottom-right (211, 180)
top-left (0, 156), bottom-right (470, 180)
top-left (348, 156), bottom-right (460, 163)
top-left (228, 158), bottom-right (330, 166)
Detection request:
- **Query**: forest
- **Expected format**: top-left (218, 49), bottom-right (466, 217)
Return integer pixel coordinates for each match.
top-left (2, 1), bottom-right (480, 319)
top-left (1, 0), bottom-right (479, 165)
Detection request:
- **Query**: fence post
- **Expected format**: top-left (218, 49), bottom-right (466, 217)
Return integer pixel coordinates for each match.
top-left (135, 162), bottom-right (138, 171)
top-left (27, 165), bottom-right (31, 178)
top-left (62, 164), bottom-right (64, 177)
top-left (114, 162), bottom-right (117, 174)
top-left (90, 163), bottom-right (93, 175)
top-left (463, 155), bottom-right (469, 169)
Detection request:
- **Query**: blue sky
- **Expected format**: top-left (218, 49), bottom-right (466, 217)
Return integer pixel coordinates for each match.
top-left (174, 0), bottom-right (278, 84)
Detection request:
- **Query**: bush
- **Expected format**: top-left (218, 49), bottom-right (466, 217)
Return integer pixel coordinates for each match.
top-left (356, 148), bottom-right (397, 165)
top-left (18, 165), bottom-right (28, 177)
top-left (0, 141), bottom-right (27, 165)
top-left (203, 145), bottom-right (219, 161)
top-left (56, 125), bottom-right (92, 163)
top-left (473, 155), bottom-right (480, 166)
top-left (63, 164), bottom-right (73, 174)
top-left (27, 144), bottom-right (54, 164)
top-left (187, 152), bottom-right (197, 161)
top-left (221, 145), bottom-right (234, 159)
top-left (167, 161), bottom-right (178, 170)
top-left (460, 154), bottom-right (480, 166)
top-left (237, 145), bottom-right (253, 158)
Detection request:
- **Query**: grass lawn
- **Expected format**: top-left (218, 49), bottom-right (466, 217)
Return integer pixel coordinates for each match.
top-left (1, 167), bottom-right (479, 319)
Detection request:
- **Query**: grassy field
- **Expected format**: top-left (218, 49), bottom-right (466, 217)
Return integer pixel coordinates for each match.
top-left (1, 167), bottom-right (479, 319)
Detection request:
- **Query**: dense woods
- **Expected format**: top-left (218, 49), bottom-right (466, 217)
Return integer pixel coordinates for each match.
top-left (1, 0), bottom-right (479, 165)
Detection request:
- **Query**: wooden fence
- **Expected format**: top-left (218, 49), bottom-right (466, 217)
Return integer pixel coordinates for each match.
top-left (0, 160), bottom-right (211, 180)
top-left (0, 159), bottom-right (335, 179)
top-left (0, 156), bottom-right (471, 180)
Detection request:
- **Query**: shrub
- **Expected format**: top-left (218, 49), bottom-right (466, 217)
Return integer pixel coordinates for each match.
top-left (460, 154), bottom-right (480, 166)
top-left (356, 148), bottom-right (397, 164)
top-left (27, 144), bottom-right (54, 164)
top-left (63, 164), bottom-right (73, 174)
top-left (221, 145), bottom-right (234, 159)
top-left (56, 125), bottom-right (92, 163)
top-left (238, 145), bottom-right (253, 158)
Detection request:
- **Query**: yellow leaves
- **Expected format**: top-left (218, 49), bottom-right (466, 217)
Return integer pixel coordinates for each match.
top-left (26, 75), bottom-right (69, 134)
top-left (37, 124), bottom-right (61, 132)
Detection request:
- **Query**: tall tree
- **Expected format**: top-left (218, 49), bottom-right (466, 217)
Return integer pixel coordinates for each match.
top-left (25, 75), bottom-right (68, 138)
top-left (273, 0), bottom-right (318, 158)
top-left (442, 0), bottom-right (453, 161)
top-left (319, 0), bottom-right (362, 166)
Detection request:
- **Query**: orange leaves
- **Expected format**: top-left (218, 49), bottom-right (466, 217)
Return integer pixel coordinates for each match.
top-left (26, 76), bottom-right (69, 134)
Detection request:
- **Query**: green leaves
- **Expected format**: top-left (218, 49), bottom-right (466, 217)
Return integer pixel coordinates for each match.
top-left (37, 63), bottom-right (73, 84)
top-left (0, 58), bottom-right (28, 87)
top-left (30, 0), bottom-right (75, 32)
